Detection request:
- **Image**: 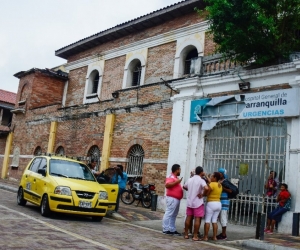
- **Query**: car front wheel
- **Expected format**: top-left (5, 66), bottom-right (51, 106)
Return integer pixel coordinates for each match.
top-left (40, 194), bottom-right (51, 217)
top-left (17, 187), bottom-right (27, 206)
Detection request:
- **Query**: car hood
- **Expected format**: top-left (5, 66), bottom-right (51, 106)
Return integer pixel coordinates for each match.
top-left (52, 177), bottom-right (105, 193)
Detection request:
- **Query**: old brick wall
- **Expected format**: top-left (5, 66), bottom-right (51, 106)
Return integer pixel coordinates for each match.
top-left (9, 76), bottom-right (173, 194)
top-left (204, 32), bottom-right (217, 56)
top-left (65, 66), bottom-right (87, 107)
top-left (29, 72), bottom-right (65, 109)
top-left (15, 75), bottom-right (34, 110)
top-left (68, 12), bottom-right (204, 63)
top-left (100, 56), bottom-right (126, 101)
top-left (144, 42), bottom-right (177, 84)
top-left (0, 136), bottom-right (6, 155)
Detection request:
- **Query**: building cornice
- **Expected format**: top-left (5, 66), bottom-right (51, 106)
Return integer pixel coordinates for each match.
top-left (65, 22), bottom-right (209, 71)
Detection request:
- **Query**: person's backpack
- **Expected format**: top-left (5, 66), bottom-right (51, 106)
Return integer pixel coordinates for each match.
top-left (283, 197), bottom-right (292, 211)
top-left (222, 179), bottom-right (239, 199)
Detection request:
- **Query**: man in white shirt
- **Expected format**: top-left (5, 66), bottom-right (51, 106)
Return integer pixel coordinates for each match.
top-left (183, 166), bottom-right (209, 241)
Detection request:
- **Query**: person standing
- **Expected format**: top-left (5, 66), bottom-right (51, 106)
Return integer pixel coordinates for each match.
top-left (162, 164), bottom-right (183, 236)
top-left (183, 166), bottom-right (209, 241)
top-left (264, 170), bottom-right (280, 212)
top-left (216, 168), bottom-right (231, 240)
top-left (112, 165), bottom-right (128, 212)
top-left (202, 172), bottom-right (222, 241)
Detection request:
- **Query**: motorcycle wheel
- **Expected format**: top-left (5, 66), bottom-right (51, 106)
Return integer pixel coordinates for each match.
top-left (121, 190), bottom-right (135, 205)
top-left (141, 191), bottom-right (152, 208)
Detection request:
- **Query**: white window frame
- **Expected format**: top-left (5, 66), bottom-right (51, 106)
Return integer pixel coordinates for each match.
top-left (122, 53), bottom-right (146, 89)
top-left (84, 62), bottom-right (104, 104)
top-left (174, 38), bottom-right (204, 78)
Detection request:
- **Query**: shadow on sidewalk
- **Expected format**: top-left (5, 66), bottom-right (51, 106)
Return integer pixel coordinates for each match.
top-left (116, 201), bottom-right (164, 221)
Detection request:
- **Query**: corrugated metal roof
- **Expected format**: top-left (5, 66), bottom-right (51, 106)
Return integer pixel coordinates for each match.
top-left (55, 0), bottom-right (204, 59)
top-left (0, 89), bottom-right (16, 105)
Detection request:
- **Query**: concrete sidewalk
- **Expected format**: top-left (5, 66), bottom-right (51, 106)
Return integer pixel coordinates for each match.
top-left (1, 178), bottom-right (299, 250)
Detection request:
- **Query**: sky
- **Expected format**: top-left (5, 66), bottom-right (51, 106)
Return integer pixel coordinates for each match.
top-left (0, 0), bottom-right (181, 94)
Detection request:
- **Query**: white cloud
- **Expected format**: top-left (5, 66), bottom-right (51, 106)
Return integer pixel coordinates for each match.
top-left (0, 0), bottom-right (181, 93)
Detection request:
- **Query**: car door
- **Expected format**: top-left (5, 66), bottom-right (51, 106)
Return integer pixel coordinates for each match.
top-left (34, 157), bottom-right (48, 204)
top-left (24, 157), bottom-right (42, 203)
top-left (100, 168), bottom-right (119, 210)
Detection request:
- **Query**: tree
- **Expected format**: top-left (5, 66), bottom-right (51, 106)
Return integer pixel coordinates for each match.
top-left (201, 0), bottom-right (300, 66)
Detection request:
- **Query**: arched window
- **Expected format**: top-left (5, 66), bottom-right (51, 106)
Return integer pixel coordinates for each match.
top-left (87, 70), bottom-right (100, 96)
top-left (131, 61), bottom-right (142, 86)
top-left (34, 146), bottom-right (42, 156)
top-left (92, 72), bottom-right (99, 94)
top-left (19, 83), bottom-right (29, 106)
top-left (55, 146), bottom-right (65, 155)
top-left (173, 39), bottom-right (203, 78)
top-left (87, 145), bottom-right (101, 170)
top-left (123, 59), bottom-right (144, 88)
top-left (184, 48), bottom-right (199, 75)
top-left (126, 144), bottom-right (144, 177)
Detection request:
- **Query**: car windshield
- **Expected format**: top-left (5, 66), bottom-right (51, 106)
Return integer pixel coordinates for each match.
top-left (49, 159), bottom-right (96, 181)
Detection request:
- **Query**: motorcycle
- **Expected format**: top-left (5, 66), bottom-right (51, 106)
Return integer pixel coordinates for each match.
top-left (121, 177), bottom-right (156, 208)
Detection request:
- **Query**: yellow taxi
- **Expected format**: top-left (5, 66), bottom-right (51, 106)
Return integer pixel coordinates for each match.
top-left (17, 155), bottom-right (118, 222)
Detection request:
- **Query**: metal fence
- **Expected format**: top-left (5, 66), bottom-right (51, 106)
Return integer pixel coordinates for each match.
top-left (203, 118), bottom-right (288, 227)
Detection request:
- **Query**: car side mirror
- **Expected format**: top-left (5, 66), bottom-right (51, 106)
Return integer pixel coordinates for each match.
top-left (38, 168), bottom-right (46, 177)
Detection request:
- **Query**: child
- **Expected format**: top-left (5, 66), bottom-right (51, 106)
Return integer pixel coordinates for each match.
top-left (264, 183), bottom-right (291, 234)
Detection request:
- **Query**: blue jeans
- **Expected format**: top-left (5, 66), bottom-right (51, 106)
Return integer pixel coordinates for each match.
top-left (267, 206), bottom-right (288, 223)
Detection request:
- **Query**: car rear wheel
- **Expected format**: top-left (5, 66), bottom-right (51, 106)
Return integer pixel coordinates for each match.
top-left (17, 187), bottom-right (27, 206)
top-left (92, 216), bottom-right (103, 222)
top-left (41, 194), bottom-right (51, 217)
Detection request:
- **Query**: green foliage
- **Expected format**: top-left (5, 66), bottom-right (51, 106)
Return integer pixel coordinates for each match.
top-left (201, 0), bottom-right (300, 65)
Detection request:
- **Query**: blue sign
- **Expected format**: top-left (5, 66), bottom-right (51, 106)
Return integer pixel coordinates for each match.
top-left (190, 98), bottom-right (211, 123)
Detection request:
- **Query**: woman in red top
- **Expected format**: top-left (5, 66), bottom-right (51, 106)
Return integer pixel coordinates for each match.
top-left (264, 183), bottom-right (291, 234)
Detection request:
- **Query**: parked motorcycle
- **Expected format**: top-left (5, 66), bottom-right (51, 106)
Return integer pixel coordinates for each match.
top-left (121, 177), bottom-right (156, 208)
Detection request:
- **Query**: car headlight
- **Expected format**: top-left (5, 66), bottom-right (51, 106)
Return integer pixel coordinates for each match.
top-left (54, 186), bottom-right (71, 196)
top-left (99, 191), bottom-right (108, 200)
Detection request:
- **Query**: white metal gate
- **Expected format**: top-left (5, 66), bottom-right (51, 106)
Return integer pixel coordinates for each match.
top-left (203, 118), bottom-right (289, 226)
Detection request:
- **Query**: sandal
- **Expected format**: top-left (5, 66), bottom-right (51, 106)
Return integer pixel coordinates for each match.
top-left (192, 237), bottom-right (200, 241)
top-left (184, 235), bottom-right (189, 239)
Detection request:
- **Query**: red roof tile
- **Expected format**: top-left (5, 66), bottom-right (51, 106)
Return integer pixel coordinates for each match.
top-left (0, 89), bottom-right (17, 104)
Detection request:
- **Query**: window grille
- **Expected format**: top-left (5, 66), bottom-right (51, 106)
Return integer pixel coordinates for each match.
top-left (34, 146), bottom-right (42, 156)
top-left (184, 49), bottom-right (199, 74)
top-left (127, 144), bottom-right (144, 177)
top-left (203, 118), bottom-right (288, 227)
top-left (92, 72), bottom-right (99, 94)
top-left (88, 145), bottom-right (101, 170)
top-left (55, 146), bottom-right (65, 155)
top-left (132, 62), bottom-right (142, 86)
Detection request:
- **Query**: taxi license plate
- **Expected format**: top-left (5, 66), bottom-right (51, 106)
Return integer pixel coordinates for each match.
top-left (79, 200), bottom-right (92, 208)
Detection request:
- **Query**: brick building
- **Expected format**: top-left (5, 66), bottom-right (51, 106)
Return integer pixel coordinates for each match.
top-left (0, 89), bottom-right (16, 158)
top-left (1, 0), bottom-right (211, 196)
top-left (2, 0), bottom-right (300, 232)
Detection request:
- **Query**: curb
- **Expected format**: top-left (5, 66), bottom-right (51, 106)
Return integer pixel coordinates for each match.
top-left (226, 239), bottom-right (298, 250)
top-left (0, 183), bottom-right (18, 193)
top-left (105, 211), bottom-right (129, 222)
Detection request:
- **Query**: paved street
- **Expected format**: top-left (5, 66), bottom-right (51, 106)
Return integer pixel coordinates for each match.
top-left (0, 188), bottom-right (239, 250)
